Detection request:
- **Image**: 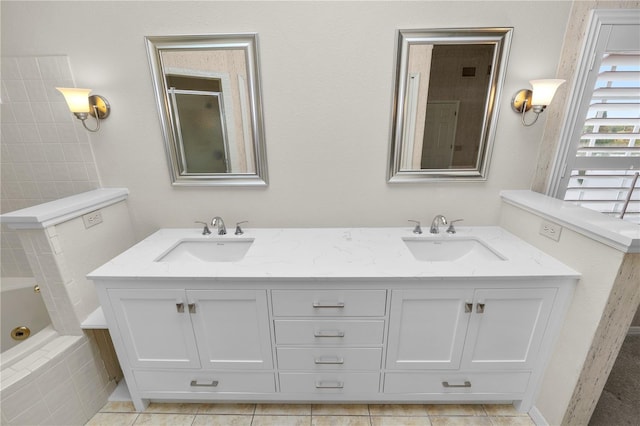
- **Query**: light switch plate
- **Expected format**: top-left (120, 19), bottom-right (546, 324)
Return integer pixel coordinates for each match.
top-left (83, 210), bottom-right (103, 229)
top-left (539, 220), bottom-right (562, 242)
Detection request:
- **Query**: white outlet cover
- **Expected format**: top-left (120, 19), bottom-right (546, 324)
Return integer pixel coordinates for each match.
top-left (539, 220), bottom-right (562, 242)
top-left (82, 210), bottom-right (103, 229)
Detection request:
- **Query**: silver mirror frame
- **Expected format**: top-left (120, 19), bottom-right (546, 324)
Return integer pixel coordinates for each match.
top-left (146, 33), bottom-right (268, 186)
top-left (388, 28), bottom-right (513, 183)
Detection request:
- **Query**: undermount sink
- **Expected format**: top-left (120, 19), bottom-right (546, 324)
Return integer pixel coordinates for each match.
top-left (403, 237), bottom-right (506, 262)
top-left (156, 238), bottom-right (254, 263)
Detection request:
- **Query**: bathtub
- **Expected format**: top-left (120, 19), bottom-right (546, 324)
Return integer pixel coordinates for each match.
top-left (1, 277), bottom-right (52, 355)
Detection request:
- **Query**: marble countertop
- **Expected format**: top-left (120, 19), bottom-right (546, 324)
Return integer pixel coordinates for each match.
top-left (88, 226), bottom-right (580, 281)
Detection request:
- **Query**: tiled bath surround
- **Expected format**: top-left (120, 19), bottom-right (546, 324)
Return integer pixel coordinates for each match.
top-left (1, 195), bottom-right (135, 426)
top-left (0, 55), bottom-right (100, 277)
top-left (0, 335), bottom-right (112, 425)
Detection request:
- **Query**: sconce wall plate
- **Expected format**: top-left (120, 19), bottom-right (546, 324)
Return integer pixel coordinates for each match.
top-left (511, 89), bottom-right (533, 113)
top-left (88, 95), bottom-right (110, 119)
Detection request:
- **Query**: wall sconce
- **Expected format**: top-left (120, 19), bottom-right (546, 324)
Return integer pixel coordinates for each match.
top-left (56, 87), bottom-right (110, 132)
top-left (511, 79), bottom-right (565, 126)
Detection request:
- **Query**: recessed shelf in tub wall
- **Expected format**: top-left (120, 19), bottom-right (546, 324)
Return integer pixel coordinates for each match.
top-left (81, 307), bottom-right (108, 329)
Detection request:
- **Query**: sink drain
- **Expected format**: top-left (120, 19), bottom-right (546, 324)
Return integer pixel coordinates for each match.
top-left (11, 326), bottom-right (31, 341)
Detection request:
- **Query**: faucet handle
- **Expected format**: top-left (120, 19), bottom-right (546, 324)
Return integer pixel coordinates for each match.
top-left (235, 221), bottom-right (248, 235)
top-left (195, 221), bottom-right (212, 235)
top-left (446, 219), bottom-right (464, 234)
top-left (408, 220), bottom-right (422, 234)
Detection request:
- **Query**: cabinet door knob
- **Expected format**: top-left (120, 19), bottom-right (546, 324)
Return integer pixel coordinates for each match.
top-left (314, 356), bottom-right (345, 365)
top-left (190, 380), bottom-right (218, 387)
top-left (176, 302), bottom-right (185, 313)
top-left (314, 330), bottom-right (345, 338)
top-left (315, 381), bottom-right (344, 389)
top-left (476, 303), bottom-right (485, 314)
top-left (442, 381), bottom-right (471, 388)
top-left (188, 303), bottom-right (197, 313)
top-left (312, 302), bottom-right (345, 309)
top-left (464, 302), bottom-right (473, 313)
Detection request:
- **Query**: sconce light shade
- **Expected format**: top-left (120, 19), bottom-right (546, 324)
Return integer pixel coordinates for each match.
top-left (530, 79), bottom-right (565, 106)
top-left (511, 78), bottom-right (565, 126)
top-left (56, 87), bottom-right (92, 113)
top-left (56, 87), bottom-right (110, 132)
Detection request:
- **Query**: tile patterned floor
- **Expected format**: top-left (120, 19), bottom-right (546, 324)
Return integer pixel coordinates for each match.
top-left (85, 402), bottom-right (536, 426)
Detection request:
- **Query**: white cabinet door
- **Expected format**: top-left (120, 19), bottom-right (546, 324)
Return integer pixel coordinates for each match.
top-left (462, 288), bottom-right (557, 370)
top-left (386, 289), bottom-right (473, 370)
top-left (108, 288), bottom-right (200, 369)
top-left (187, 289), bottom-right (273, 370)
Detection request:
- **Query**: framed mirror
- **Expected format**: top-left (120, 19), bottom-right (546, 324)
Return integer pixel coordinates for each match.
top-left (388, 28), bottom-right (513, 182)
top-left (146, 34), bottom-right (268, 186)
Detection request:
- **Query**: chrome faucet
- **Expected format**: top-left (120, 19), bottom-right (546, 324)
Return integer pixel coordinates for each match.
top-left (211, 216), bottom-right (227, 235)
top-left (430, 215), bottom-right (448, 234)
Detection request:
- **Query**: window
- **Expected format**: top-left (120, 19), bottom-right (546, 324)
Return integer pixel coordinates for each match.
top-left (551, 11), bottom-right (640, 224)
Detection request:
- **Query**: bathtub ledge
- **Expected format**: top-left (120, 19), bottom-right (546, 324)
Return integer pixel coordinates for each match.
top-left (0, 188), bottom-right (129, 229)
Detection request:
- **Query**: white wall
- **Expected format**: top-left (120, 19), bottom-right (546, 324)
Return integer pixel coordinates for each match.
top-left (0, 1), bottom-right (571, 237)
top-left (499, 202), bottom-right (627, 425)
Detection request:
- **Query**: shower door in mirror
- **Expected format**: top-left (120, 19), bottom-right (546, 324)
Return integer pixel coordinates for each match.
top-left (146, 34), bottom-right (268, 186)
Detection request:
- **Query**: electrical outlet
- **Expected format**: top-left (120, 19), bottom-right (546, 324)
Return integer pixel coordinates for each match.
top-left (83, 210), bottom-right (103, 229)
top-left (539, 220), bottom-right (562, 242)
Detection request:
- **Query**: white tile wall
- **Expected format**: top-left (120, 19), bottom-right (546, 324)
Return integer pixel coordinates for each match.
top-left (1, 55), bottom-right (101, 278)
top-left (0, 335), bottom-right (116, 426)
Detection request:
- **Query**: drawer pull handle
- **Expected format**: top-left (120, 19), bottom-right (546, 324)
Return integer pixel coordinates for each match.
top-left (476, 303), bottom-right (485, 314)
top-left (314, 356), bottom-right (345, 365)
top-left (442, 381), bottom-right (471, 388)
top-left (188, 303), bottom-right (197, 314)
top-left (314, 330), bottom-right (345, 338)
top-left (176, 303), bottom-right (185, 313)
top-left (464, 302), bottom-right (473, 313)
top-left (315, 381), bottom-right (344, 389)
top-left (313, 302), bottom-right (345, 309)
top-left (190, 380), bottom-right (219, 387)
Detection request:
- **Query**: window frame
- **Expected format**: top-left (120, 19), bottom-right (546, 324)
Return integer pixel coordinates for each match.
top-left (547, 9), bottom-right (640, 201)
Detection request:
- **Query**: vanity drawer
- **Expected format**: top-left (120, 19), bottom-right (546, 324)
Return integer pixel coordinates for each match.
top-left (272, 290), bottom-right (387, 317)
top-left (133, 370), bottom-right (276, 394)
top-left (383, 371), bottom-right (530, 395)
top-left (279, 372), bottom-right (380, 394)
top-left (277, 347), bottom-right (382, 370)
top-left (274, 320), bottom-right (385, 345)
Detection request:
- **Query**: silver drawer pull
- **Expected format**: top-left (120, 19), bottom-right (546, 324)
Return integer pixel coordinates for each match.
top-left (314, 330), bottom-right (345, 338)
top-left (442, 381), bottom-right (471, 388)
top-left (313, 302), bottom-right (345, 309)
top-left (190, 380), bottom-right (219, 387)
top-left (188, 303), bottom-right (196, 314)
top-left (314, 356), bottom-right (345, 365)
top-left (476, 303), bottom-right (485, 314)
top-left (176, 303), bottom-right (185, 313)
top-left (315, 381), bottom-right (344, 389)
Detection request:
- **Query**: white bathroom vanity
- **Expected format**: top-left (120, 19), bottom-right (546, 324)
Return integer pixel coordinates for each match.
top-left (88, 227), bottom-right (579, 412)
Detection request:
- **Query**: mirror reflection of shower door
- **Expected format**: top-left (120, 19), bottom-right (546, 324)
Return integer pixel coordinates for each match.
top-left (169, 89), bottom-right (229, 174)
top-left (421, 101), bottom-right (459, 169)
